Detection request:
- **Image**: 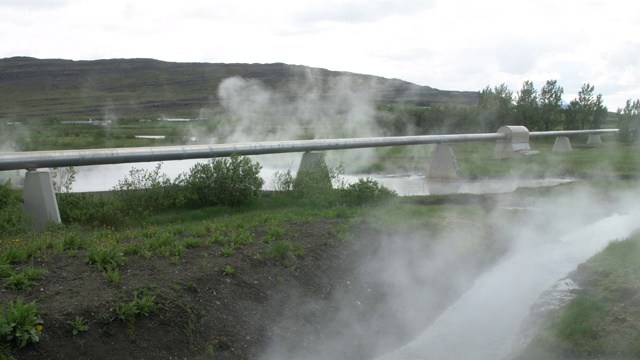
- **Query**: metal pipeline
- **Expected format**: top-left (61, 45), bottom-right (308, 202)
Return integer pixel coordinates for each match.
top-left (0, 133), bottom-right (506, 171)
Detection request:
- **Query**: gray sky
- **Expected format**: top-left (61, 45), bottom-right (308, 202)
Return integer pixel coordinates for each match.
top-left (1, 0), bottom-right (638, 109)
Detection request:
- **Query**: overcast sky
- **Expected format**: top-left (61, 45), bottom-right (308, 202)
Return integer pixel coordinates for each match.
top-left (1, 0), bottom-right (638, 110)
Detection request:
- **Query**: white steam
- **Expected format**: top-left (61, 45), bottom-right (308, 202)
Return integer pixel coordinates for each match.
top-left (260, 182), bottom-right (640, 360)
top-left (212, 70), bottom-right (388, 169)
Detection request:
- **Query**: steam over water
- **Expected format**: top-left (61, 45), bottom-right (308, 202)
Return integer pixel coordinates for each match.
top-left (377, 207), bottom-right (640, 359)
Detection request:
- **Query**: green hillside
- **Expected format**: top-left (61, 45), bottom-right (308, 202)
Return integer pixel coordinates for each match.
top-left (0, 57), bottom-right (478, 121)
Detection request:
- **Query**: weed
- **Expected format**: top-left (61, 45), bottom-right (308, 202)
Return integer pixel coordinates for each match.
top-left (223, 265), bottom-right (235, 276)
top-left (62, 232), bottom-right (84, 251)
top-left (0, 298), bottom-right (43, 348)
top-left (115, 290), bottom-right (156, 323)
top-left (104, 268), bottom-right (121, 284)
top-left (6, 273), bottom-right (31, 291)
top-left (170, 256), bottom-right (180, 265)
top-left (67, 315), bottom-right (89, 336)
top-left (21, 266), bottom-right (46, 281)
top-left (182, 237), bottom-right (202, 249)
top-left (0, 265), bottom-right (14, 279)
top-left (87, 244), bottom-right (127, 271)
top-left (220, 245), bottom-right (235, 257)
top-left (267, 240), bottom-right (303, 259)
top-left (186, 282), bottom-right (198, 292)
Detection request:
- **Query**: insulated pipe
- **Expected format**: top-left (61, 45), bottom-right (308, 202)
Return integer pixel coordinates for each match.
top-left (0, 133), bottom-right (506, 171)
top-left (529, 129), bottom-right (618, 138)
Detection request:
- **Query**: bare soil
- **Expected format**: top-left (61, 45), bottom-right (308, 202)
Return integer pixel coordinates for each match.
top-left (3, 214), bottom-right (502, 360)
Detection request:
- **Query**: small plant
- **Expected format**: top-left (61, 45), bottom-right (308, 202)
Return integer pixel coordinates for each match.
top-left (62, 232), bottom-right (84, 251)
top-left (223, 265), bottom-right (235, 276)
top-left (6, 272), bottom-right (31, 291)
top-left (0, 264), bottom-right (13, 279)
top-left (267, 240), bottom-right (303, 259)
top-left (186, 282), bottom-right (198, 292)
top-left (263, 221), bottom-right (285, 243)
top-left (115, 290), bottom-right (156, 323)
top-left (67, 315), bottom-right (89, 336)
top-left (87, 244), bottom-right (127, 271)
top-left (0, 298), bottom-right (44, 348)
top-left (104, 268), bottom-right (121, 284)
top-left (220, 245), bottom-right (235, 257)
top-left (271, 168), bottom-right (295, 191)
top-left (51, 166), bottom-right (77, 194)
top-left (21, 266), bottom-right (46, 281)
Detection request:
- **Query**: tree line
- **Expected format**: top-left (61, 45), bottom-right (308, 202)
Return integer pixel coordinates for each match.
top-left (375, 80), bottom-right (640, 142)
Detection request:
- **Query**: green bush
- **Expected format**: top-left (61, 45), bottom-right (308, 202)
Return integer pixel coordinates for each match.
top-left (181, 154), bottom-right (264, 207)
top-left (57, 193), bottom-right (124, 227)
top-left (339, 178), bottom-right (397, 207)
top-left (291, 162), bottom-right (344, 206)
top-left (0, 180), bottom-right (29, 236)
top-left (113, 163), bottom-right (185, 216)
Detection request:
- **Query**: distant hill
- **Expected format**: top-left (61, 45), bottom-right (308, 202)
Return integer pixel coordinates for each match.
top-left (0, 57), bottom-right (478, 121)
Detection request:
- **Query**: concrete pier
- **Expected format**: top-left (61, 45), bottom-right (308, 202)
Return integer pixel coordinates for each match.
top-left (426, 144), bottom-right (460, 180)
top-left (552, 136), bottom-right (572, 152)
top-left (22, 170), bottom-right (61, 229)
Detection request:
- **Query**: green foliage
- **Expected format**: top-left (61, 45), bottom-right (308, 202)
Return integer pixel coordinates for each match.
top-left (51, 167), bottom-right (76, 193)
top-left (115, 290), bottom-right (156, 323)
top-left (5, 273), bottom-right (31, 291)
top-left (0, 181), bottom-right (29, 236)
top-left (339, 178), bottom-right (397, 207)
top-left (104, 268), bottom-right (121, 284)
top-left (57, 193), bottom-right (125, 228)
top-left (87, 244), bottom-right (127, 271)
top-left (291, 162), bottom-right (344, 206)
top-left (113, 162), bottom-right (184, 216)
top-left (181, 154), bottom-right (264, 207)
top-left (67, 315), bottom-right (89, 336)
top-left (267, 240), bottom-right (303, 259)
top-left (271, 169), bottom-right (295, 191)
top-left (0, 298), bottom-right (43, 348)
top-left (222, 265), bottom-right (235, 276)
top-left (617, 99), bottom-right (640, 143)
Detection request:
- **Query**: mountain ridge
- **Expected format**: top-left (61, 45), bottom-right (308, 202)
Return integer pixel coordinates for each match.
top-left (0, 57), bottom-right (478, 120)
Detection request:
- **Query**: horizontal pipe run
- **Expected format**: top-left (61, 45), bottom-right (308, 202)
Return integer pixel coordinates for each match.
top-left (529, 129), bottom-right (618, 138)
top-left (0, 133), bottom-right (506, 171)
top-left (0, 128), bottom-right (620, 172)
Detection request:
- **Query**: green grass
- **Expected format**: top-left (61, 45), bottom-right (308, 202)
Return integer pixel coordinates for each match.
top-left (519, 234), bottom-right (640, 358)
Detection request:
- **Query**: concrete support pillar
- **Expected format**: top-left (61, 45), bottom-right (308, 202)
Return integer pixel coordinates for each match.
top-left (587, 134), bottom-right (603, 144)
top-left (552, 136), bottom-right (573, 152)
top-left (295, 152), bottom-right (331, 188)
top-left (494, 126), bottom-right (537, 158)
top-left (23, 170), bottom-right (61, 229)
top-left (426, 143), bottom-right (460, 180)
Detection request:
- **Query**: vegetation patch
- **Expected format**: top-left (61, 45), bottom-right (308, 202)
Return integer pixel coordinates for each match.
top-left (517, 235), bottom-right (640, 359)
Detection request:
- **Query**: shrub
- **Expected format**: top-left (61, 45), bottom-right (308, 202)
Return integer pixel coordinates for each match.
top-left (181, 154), bottom-right (264, 207)
top-left (291, 162), bottom-right (345, 206)
top-left (57, 193), bottom-right (124, 227)
top-left (112, 163), bottom-right (184, 216)
top-left (0, 180), bottom-right (29, 236)
top-left (339, 178), bottom-right (398, 207)
top-left (87, 245), bottom-right (127, 271)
